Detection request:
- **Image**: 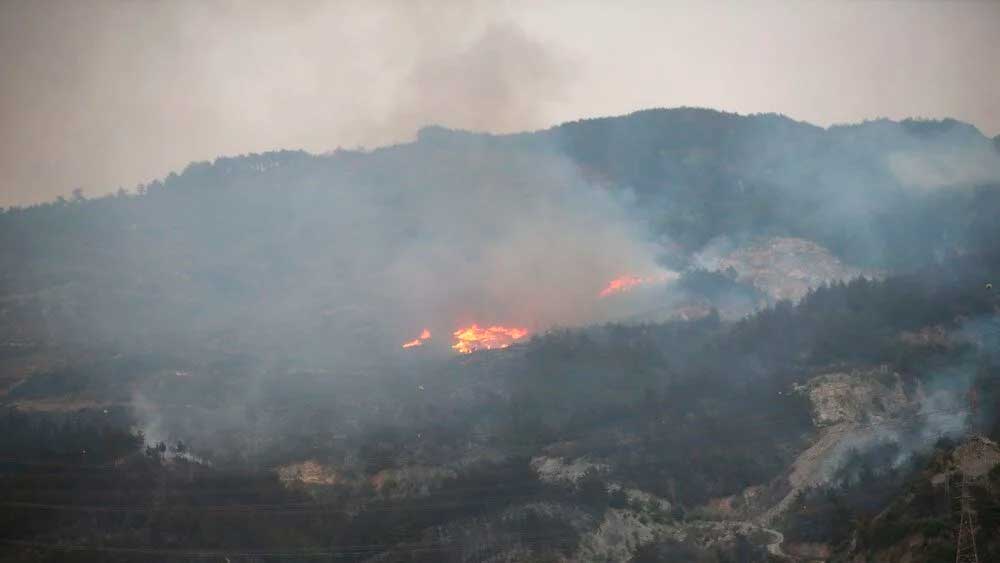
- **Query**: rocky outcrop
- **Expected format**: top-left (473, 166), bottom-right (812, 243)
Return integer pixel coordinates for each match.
top-left (796, 368), bottom-right (911, 427)
top-left (574, 508), bottom-right (668, 562)
top-left (700, 237), bottom-right (869, 303)
top-left (759, 368), bottom-right (923, 526)
top-left (530, 456), bottom-right (610, 486)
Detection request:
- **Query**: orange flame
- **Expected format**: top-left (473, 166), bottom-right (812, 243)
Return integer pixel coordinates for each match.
top-left (598, 273), bottom-right (674, 297)
top-left (402, 328), bottom-right (432, 349)
top-left (451, 324), bottom-right (529, 354)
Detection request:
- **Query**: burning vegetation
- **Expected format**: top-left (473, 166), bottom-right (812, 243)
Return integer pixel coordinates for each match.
top-left (598, 273), bottom-right (675, 297)
top-left (402, 325), bottom-right (530, 354)
top-left (451, 324), bottom-right (529, 354)
top-left (401, 329), bottom-right (432, 349)
top-left (403, 271), bottom-right (681, 354)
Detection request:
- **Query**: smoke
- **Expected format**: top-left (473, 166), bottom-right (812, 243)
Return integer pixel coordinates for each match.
top-left (0, 0), bottom-right (636, 363)
top-left (691, 236), bottom-right (739, 272)
top-left (386, 158), bottom-right (662, 324)
top-left (711, 117), bottom-right (1000, 269)
top-left (27, 128), bottom-right (678, 464)
top-left (7, 1), bottom-right (1000, 208)
top-left (130, 389), bottom-right (209, 463)
top-left (0, 0), bottom-right (577, 207)
top-left (11, 131), bottom-right (669, 371)
top-left (818, 314), bottom-right (998, 486)
top-left (887, 135), bottom-right (1000, 190)
top-left (386, 22), bottom-right (577, 138)
top-left (282, 139), bottom-right (670, 359)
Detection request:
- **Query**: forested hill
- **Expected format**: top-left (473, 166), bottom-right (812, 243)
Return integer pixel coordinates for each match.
top-left (2, 108), bottom-right (1000, 562)
top-left (489, 109), bottom-right (998, 267)
top-left (2, 108), bottom-right (999, 363)
top-left (5, 107), bottom-right (999, 269)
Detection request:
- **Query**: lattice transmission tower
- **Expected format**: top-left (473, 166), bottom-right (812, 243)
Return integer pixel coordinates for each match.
top-left (953, 471), bottom-right (979, 563)
top-left (952, 384), bottom-right (980, 563)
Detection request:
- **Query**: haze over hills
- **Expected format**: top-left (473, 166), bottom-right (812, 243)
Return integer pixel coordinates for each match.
top-left (3, 108), bottom-right (999, 357)
top-left (2, 108), bottom-right (1000, 562)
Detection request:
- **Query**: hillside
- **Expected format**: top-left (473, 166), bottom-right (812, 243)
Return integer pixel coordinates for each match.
top-left (1, 108), bottom-right (1000, 561)
top-left (3, 109), bottom-right (999, 362)
top-left (2, 254), bottom-right (998, 561)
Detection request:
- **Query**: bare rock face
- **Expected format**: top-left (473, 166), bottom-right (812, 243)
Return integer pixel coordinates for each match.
top-left (574, 508), bottom-right (665, 563)
top-left (757, 368), bottom-right (923, 525)
top-left (706, 237), bottom-right (868, 303)
top-left (797, 368), bottom-right (911, 427)
top-left (530, 456), bottom-right (610, 486)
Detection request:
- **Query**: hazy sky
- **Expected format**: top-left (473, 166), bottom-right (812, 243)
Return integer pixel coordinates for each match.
top-left (2, 0), bottom-right (999, 207)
